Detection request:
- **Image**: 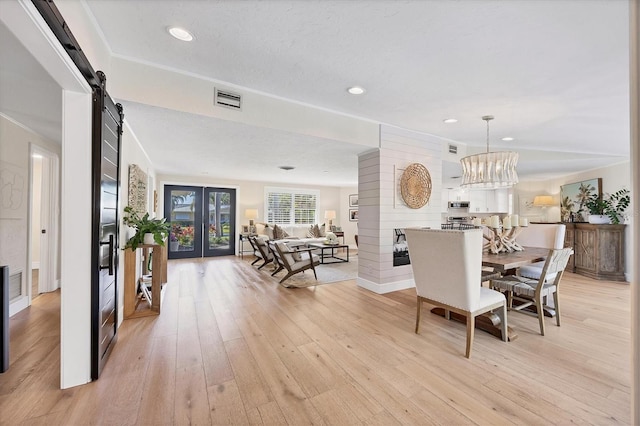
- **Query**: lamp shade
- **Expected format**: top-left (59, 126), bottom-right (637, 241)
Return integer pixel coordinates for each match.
top-left (460, 115), bottom-right (518, 189)
top-left (533, 195), bottom-right (555, 207)
top-left (244, 209), bottom-right (259, 220)
top-left (324, 210), bottom-right (336, 220)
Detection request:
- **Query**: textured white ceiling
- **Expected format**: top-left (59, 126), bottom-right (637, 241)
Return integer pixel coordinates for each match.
top-left (0, 1), bottom-right (631, 188)
top-left (0, 20), bottom-right (61, 143)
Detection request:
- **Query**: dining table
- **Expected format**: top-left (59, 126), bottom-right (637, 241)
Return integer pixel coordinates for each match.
top-left (432, 246), bottom-right (552, 342)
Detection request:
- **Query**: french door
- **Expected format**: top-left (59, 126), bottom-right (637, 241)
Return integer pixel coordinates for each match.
top-left (165, 185), bottom-right (236, 259)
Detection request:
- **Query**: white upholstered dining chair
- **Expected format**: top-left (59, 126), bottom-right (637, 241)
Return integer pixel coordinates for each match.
top-left (405, 228), bottom-right (508, 358)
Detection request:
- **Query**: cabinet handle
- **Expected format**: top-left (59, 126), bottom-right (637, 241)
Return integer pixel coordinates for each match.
top-left (99, 234), bottom-right (114, 276)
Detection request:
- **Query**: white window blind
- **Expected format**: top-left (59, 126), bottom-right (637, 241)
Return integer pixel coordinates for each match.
top-left (266, 188), bottom-right (319, 225)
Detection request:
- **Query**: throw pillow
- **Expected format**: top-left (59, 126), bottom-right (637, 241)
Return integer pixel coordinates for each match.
top-left (273, 224), bottom-right (289, 240)
top-left (264, 224), bottom-right (275, 240)
top-left (310, 224), bottom-right (321, 237)
top-left (319, 224), bottom-right (326, 237)
top-left (306, 225), bottom-right (315, 238)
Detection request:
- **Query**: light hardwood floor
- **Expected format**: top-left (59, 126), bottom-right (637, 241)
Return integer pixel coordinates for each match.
top-left (0, 255), bottom-right (631, 425)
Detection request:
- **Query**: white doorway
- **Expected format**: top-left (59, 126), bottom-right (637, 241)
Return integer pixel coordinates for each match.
top-left (29, 145), bottom-right (59, 302)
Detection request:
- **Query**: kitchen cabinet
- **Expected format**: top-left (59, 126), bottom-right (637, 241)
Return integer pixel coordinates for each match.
top-left (469, 191), bottom-right (489, 213)
top-left (469, 189), bottom-right (510, 213)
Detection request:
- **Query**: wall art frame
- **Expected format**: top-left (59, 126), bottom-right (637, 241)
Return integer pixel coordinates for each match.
top-left (560, 177), bottom-right (602, 222)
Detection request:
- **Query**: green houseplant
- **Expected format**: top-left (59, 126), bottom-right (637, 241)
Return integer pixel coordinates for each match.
top-left (585, 189), bottom-right (630, 225)
top-left (122, 206), bottom-right (171, 250)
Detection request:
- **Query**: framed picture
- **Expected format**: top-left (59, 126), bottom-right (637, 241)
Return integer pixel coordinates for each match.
top-left (349, 194), bottom-right (358, 207)
top-left (349, 209), bottom-right (358, 221)
top-left (560, 178), bottom-right (602, 222)
top-left (241, 225), bottom-right (250, 233)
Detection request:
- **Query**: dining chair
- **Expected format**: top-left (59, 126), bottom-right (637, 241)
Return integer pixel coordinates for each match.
top-left (516, 224), bottom-right (565, 281)
top-left (405, 228), bottom-right (508, 358)
top-left (489, 247), bottom-right (573, 336)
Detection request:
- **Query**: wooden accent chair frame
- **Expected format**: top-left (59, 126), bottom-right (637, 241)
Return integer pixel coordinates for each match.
top-left (268, 241), bottom-right (320, 286)
top-left (248, 236), bottom-right (274, 270)
top-left (490, 247), bottom-right (573, 336)
top-left (405, 228), bottom-right (508, 358)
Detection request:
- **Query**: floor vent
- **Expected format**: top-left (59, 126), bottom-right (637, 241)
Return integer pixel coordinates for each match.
top-left (9, 271), bottom-right (22, 301)
top-left (448, 144), bottom-right (458, 154)
top-left (214, 89), bottom-right (242, 110)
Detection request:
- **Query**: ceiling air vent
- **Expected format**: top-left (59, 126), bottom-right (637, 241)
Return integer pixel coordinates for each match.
top-left (448, 144), bottom-right (458, 154)
top-left (215, 89), bottom-right (242, 110)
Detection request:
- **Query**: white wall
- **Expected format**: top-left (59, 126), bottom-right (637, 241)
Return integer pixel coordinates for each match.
top-left (0, 115), bottom-right (61, 310)
top-left (515, 160), bottom-right (633, 279)
top-left (156, 174), bottom-right (349, 246)
top-left (357, 125), bottom-right (444, 294)
top-left (117, 120), bottom-right (156, 326)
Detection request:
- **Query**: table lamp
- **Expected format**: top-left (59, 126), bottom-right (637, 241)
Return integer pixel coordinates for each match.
top-left (533, 195), bottom-right (555, 222)
top-left (245, 208), bottom-right (258, 232)
top-left (324, 210), bottom-right (336, 229)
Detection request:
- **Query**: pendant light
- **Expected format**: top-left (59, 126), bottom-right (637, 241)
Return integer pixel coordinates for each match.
top-left (460, 115), bottom-right (518, 188)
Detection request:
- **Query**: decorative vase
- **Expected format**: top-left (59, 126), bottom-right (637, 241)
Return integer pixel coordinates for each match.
top-left (143, 233), bottom-right (155, 244)
top-left (588, 214), bottom-right (611, 224)
top-left (170, 241), bottom-right (179, 251)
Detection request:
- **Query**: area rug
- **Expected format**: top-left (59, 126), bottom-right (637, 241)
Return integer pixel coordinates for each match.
top-left (275, 256), bottom-right (358, 288)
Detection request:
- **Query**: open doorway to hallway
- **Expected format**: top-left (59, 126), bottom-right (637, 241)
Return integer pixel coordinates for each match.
top-left (29, 146), bottom-right (59, 304)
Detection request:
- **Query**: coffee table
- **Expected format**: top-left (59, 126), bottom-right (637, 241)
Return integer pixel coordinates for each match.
top-left (308, 243), bottom-right (349, 264)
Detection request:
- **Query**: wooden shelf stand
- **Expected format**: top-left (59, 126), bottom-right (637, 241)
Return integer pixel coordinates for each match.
top-left (124, 243), bottom-right (167, 319)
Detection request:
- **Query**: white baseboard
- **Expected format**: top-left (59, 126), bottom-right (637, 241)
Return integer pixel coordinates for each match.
top-left (357, 277), bottom-right (415, 294)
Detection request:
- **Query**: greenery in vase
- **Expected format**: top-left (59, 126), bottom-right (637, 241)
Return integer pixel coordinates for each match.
top-left (585, 189), bottom-right (631, 224)
top-left (122, 206), bottom-right (171, 250)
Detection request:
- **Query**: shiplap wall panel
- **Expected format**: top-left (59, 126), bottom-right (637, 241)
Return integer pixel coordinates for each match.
top-left (357, 125), bottom-right (446, 293)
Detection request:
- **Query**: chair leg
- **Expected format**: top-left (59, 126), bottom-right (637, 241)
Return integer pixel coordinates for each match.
top-left (257, 259), bottom-right (270, 269)
top-left (279, 271), bottom-right (294, 284)
top-left (465, 315), bottom-right (475, 358)
top-left (553, 290), bottom-right (561, 327)
top-left (499, 303), bottom-right (508, 342)
top-left (415, 297), bottom-right (422, 334)
top-left (536, 296), bottom-right (545, 336)
top-left (507, 291), bottom-right (513, 309)
top-left (444, 309), bottom-right (450, 320)
top-left (271, 265), bottom-right (283, 276)
top-left (251, 257), bottom-right (260, 265)
top-left (310, 263), bottom-right (317, 280)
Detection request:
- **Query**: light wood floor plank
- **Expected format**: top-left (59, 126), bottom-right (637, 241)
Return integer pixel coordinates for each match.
top-left (1, 255), bottom-right (630, 425)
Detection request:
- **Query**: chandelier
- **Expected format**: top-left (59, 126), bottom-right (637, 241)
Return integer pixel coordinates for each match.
top-left (460, 115), bottom-right (518, 189)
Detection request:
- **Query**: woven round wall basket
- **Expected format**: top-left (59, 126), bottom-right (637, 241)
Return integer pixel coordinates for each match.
top-left (400, 163), bottom-right (432, 209)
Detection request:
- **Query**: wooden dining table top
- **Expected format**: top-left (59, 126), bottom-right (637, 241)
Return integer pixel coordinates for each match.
top-left (482, 246), bottom-right (550, 273)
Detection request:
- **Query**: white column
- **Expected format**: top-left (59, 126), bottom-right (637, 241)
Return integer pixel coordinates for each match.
top-left (60, 90), bottom-right (93, 388)
top-left (631, 0), bottom-right (639, 423)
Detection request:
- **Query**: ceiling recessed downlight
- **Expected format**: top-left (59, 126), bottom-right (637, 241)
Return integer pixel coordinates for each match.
top-left (279, 165), bottom-right (295, 171)
top-left (168, 27), bottom-right (194, 41)
top-left (443, 118), bottom-right (458, 124)
top-left (347, 86), bottom-right (365, 95)
top-left (501, 137), bottom-right (514, 141)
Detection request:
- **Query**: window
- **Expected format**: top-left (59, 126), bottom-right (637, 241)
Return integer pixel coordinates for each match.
top-left (266, 187), bottom-right (319, 225)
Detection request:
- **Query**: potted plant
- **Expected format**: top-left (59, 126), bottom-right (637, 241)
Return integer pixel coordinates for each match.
top-left (122, 206), bottom-right (171, 250)
top-left (585, 189), bottom-right (630, 224)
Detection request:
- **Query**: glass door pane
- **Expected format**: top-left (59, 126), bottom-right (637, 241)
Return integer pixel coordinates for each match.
top-left (204, 187), bottom-right (236, 257)
top-left (165, 185), bottom-right (203, 259)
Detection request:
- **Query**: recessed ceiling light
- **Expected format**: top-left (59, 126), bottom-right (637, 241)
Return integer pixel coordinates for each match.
top-left (443, 118), bottom-right (458, 124)
top-left (501, 137), bottom-right (514, 141)
top-left (347, 86), bottom-right (365, 95)
top-left (168, 27), bottom-right (194, 42)
top-left (279, 165), bottom-right (295, 171)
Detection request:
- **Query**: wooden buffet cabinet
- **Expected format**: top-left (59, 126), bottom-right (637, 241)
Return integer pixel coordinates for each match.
top-left (124, 244), bottom-right (168, 319)
top-left (563, 223), bottom-right (626, 281)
